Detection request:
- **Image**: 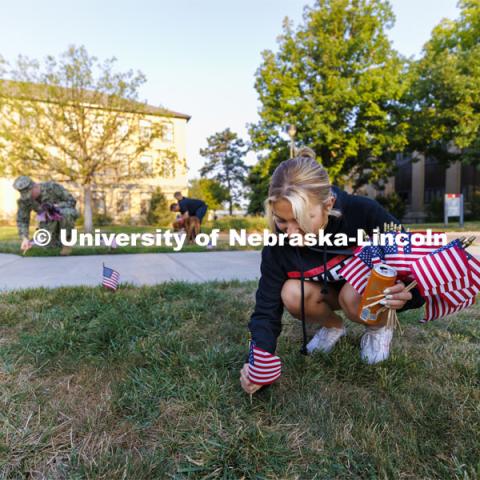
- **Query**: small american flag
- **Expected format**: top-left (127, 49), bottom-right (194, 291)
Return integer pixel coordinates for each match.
top-left (248, 341), bottom-right (282, 385)
top-left (339, 245), bottom-right (384, 293)
top-left (102, 264), bottom-right (120, 291)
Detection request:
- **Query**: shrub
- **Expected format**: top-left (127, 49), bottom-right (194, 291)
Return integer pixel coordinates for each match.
top-left (146, 188), bottom-right (173, 226)
top-left (466, 191), bottom-right (480, 221)
top-left (426, 197), bottom-right (444, 222)
top-left (73, 213), bottom-right (113, 228)
top-left (0, 218), bottom-right (15, 226)
top-left (211, 215), bottom-right (268, 232)
top-left (92, 212), bottom-right (113, 226)
top-left (118, 214), bottom-right (147, 226)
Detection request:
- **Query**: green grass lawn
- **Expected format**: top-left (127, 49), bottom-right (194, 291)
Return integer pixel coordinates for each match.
top-left (1, 283), bottom-right (479, 478)
top-left (405, 221), bottom-right (480, 232)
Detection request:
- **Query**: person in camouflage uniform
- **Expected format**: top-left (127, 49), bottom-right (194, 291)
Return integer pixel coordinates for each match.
top-left (13, 176), bottom-right (79, 255)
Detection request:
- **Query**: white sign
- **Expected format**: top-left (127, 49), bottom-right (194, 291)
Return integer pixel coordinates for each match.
top-left (444, 193), bottom-right (464, 227)
top-left (445, 195), bottom-right (461, 216)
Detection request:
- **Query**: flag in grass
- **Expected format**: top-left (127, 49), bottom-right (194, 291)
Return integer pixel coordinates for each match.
top-left (102, 264), bottom-right (120, 291)
top-left (248, 341), bottom-right (282, 385)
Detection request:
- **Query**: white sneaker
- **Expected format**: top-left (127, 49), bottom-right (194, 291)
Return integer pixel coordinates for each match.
top-left (360, 326), bottom-right (394, 364)
top-left (307, 326), bottom-right (346, 354)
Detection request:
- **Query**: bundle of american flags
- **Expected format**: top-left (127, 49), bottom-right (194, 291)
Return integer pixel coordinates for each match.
top-left (248, 340), bottom-right (282, 385)
top-left (339, 231), bottom-right (480, 322)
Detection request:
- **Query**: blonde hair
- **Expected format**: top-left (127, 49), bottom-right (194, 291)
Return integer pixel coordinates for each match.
top-left (265, 147), bottom-right (340, 233)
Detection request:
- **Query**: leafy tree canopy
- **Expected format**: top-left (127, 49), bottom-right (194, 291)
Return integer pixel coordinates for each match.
top-left (249, 0), bottom-right (409, 193)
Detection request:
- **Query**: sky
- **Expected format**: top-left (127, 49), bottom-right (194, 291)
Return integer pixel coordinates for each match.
top-left (0, 0), bottom-right (460, 178)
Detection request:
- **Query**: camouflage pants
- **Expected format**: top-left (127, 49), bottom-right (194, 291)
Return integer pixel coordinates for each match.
top-left (38, 207), bottom-right (78, 248)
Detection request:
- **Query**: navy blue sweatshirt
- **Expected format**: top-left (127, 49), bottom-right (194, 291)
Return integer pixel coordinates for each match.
top-left (178, 197), bottom-right (206, 216)
top-left (248, 187), bottom-right (425, 354)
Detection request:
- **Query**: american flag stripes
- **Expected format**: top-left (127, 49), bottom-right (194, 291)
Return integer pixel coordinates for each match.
top-left (410, 240), bottom-right (471, 298)
top-left (382, 232), bottom-right (441, 278)
top-left (102, 264), bottom-right (120, 291)
top-left (409, 240), bottom-right (480, 322)
top-left (339, 232), bottom-right (479, 322)
top-left (248, 341), bottom-right (282, 385)
top-left (339, 245), bottom-right (384, 294)
top-left (423, 294), bottom-right (475, 322)
top-left (467, 252), bottom-right (480, 290)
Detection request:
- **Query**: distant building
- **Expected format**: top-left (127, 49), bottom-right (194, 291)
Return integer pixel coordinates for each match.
top-left (0, 81), bottom-right (190, 223)
top-left (358, 153), bottom-right (479, 222)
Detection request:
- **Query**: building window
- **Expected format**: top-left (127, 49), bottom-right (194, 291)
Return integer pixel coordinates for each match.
top-left (394, 153), bottom-right (412, 205)
top-left (92, 121), bottom-right (104, 138)
top-left (140, 154), bottom-right (153, 174)
top-left (116, 154), bottom-right (129, 177)
top-left (139, 119), bottom-right (152, 141)
top-left (20, 110), bottom-right (38, 129)
top-left (156, 151), bottom-right (177, 178)
top-left (117, 119), bottom-right (129, 138)
top-left (116, 191), bottom-right (130, 214)
top-left (97, 166), bottom-right (115, 178)
top-left (424, 156), bottom-right (445, 204)
top-left (461, 164), bottom-right (479, 202)
top-left (140, 194), bottom-right (150, 215)
top-left (162, 123), bottom-right (174, 143)
top-left (93, 191), bottom-right (106, 214)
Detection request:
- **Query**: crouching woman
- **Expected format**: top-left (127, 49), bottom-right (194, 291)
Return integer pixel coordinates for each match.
top-left (240, 149), bottom-right (424, 395)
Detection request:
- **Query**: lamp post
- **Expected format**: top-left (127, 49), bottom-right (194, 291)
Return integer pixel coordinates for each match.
top-left (287, 124), bottom-right (297, 158)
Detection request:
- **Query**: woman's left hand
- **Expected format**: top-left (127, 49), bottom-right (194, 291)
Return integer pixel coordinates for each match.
top-left (381, 280), bottom-right (412, 310)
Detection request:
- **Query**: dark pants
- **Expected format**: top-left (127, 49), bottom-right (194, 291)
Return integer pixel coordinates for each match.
top-left (194, 205), bottom-right (208, 223)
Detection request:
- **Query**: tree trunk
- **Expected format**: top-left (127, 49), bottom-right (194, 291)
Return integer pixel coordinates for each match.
top-left (226, 175), bottom-right (233, 215)
top-left (83, 183), bottom-right (93, 233)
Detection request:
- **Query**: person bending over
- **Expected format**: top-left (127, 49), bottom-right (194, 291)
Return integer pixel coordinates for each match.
top-left (169, 191), bottom-right (208, 225)
top-left (240, 148), bottom-right (424, 395)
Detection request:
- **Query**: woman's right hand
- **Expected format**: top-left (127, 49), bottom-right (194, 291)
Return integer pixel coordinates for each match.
top-left (240, 363), bottom-right (262, 395)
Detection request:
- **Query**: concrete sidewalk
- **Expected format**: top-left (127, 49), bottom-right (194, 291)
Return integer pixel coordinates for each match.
top-left (0, 251), bottom-right (262, 291)
top-left (1, 240), bottom-right (479, 292)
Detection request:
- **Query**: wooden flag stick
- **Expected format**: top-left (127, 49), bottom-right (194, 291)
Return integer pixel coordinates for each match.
top-left (465, 236), bottom-right (476, 247)
top-left (366, 293), bottom-right (386, 301)
top-left (404, 281), bottom-right (418, 292)
top-left (363, 298), bottom-right (386, 309)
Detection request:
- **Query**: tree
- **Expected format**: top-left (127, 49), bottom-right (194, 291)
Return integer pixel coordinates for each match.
top-left (146, 187), bottom-right (172, 226)
top-left (0, 45), bottom-right (176, 232)
top-left (249, 0), bottom-right (408, 195)
top-left (246, 147), bottom-right (290, 214)
top-left (407, 0), bottom-right (480, 165)
top-left (188, 178), bottom-right (229, 213)
top-left (199, 128), bottom-right (249, 215)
